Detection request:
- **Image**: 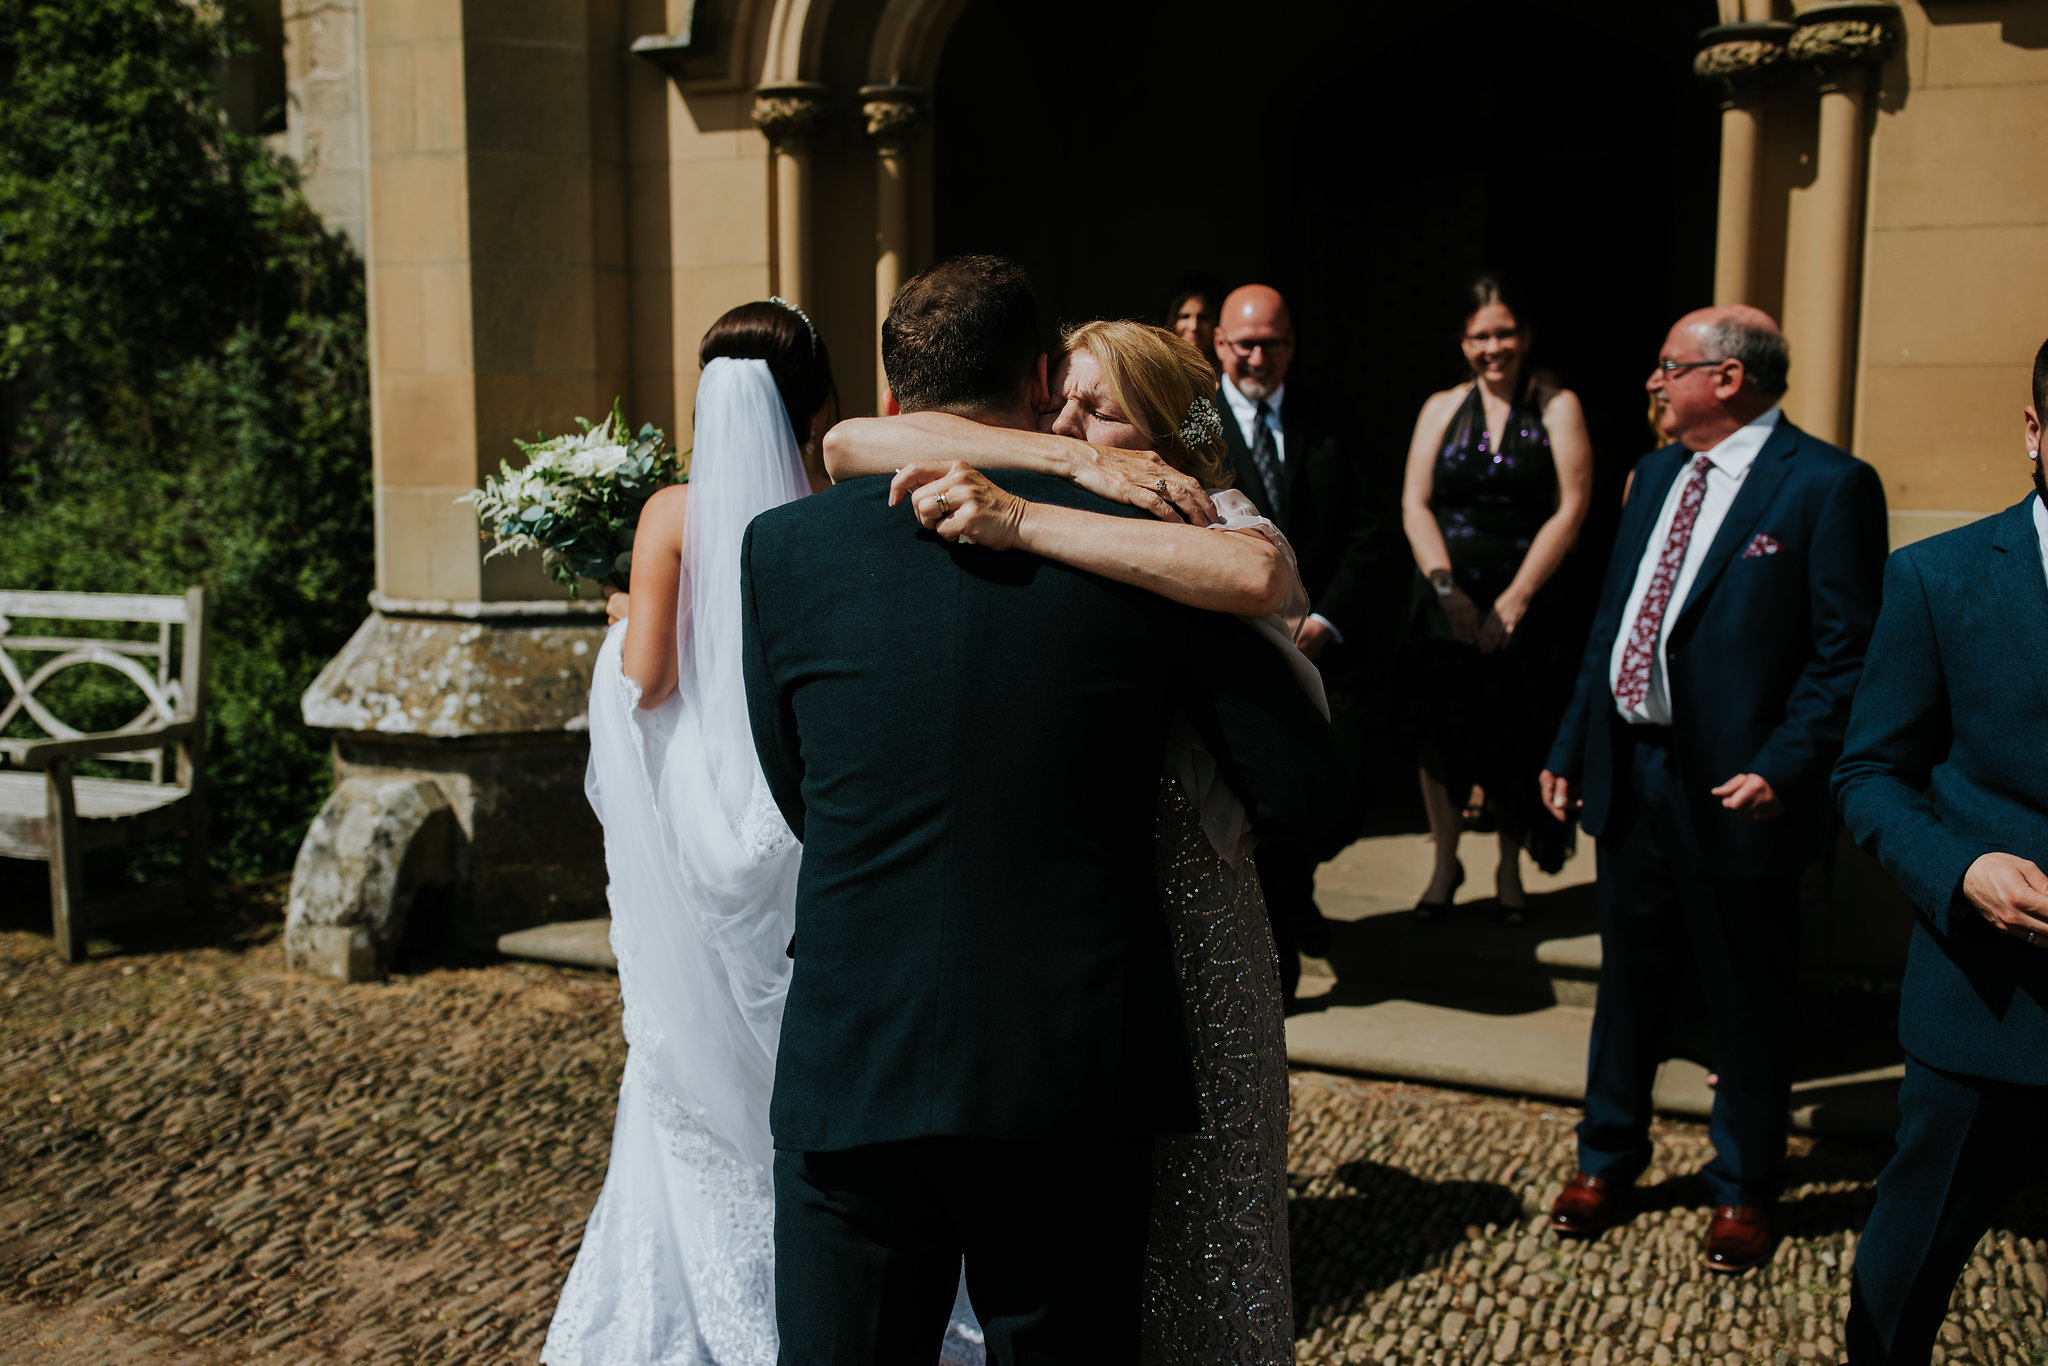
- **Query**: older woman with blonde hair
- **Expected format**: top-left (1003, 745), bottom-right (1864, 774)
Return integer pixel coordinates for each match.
top-left (825, 319), bottom-right (1315, 1365)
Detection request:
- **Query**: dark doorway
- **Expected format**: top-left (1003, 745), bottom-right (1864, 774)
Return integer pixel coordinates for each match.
top-left (934, 0), bottom-right (1718, 832)
top-left (934, 0), bottom-right (1719, 512)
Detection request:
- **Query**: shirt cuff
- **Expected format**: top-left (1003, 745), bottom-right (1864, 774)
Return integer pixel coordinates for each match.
top-left (1309, 612), bottom-right (1343, 644)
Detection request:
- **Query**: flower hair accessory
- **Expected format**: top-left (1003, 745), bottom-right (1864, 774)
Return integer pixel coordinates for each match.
top-left (769, 295), bottom-right (819, 351)
top-left (1177, 394), bottom-right (1224, 450)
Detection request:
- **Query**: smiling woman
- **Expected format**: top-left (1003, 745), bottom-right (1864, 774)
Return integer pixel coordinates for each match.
top-left (1399, 275), bottom-right (1594, 923)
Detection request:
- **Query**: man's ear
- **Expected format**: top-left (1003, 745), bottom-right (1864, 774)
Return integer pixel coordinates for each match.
top-left (1027, 353), bottom-right (1050, 413)
top-left (2026, 404), bottom-right (2042, 456)
top-left (1712, 359), bottom-right (1747, 403)
top-left (884, 389), bottom-right (900, 417)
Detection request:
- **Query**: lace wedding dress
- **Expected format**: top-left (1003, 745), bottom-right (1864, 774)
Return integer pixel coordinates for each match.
top-left (1142, 489), bottom-right (1325, 1366)
top-left (541, 358), bottom-right (805, 1366)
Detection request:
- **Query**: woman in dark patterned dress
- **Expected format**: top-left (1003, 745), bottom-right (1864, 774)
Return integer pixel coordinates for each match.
top-left (1400, 276), bottom-right (1592, 921)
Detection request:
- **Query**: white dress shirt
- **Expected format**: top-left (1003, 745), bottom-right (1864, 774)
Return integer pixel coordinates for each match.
top-left (1609, 406), bottom-right (1783, 725)
top-left (1220, 375), bottom-right (1286, 467)
top-left (2034, 489), bottom-right (2048, 589)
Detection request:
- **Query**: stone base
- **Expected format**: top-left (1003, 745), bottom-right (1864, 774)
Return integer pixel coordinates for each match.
top-left (287, 606), bottom-right (610, 977)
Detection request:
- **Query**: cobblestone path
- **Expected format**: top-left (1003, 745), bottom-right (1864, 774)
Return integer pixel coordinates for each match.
top-left (3, 911), bottom-right (2044, 1365)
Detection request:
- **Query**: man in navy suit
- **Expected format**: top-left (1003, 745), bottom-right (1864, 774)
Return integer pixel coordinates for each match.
top-left (1832, 340), bottom-right (2048, 1362)
top-left (1539, 305), bottom-right (1889, 1270)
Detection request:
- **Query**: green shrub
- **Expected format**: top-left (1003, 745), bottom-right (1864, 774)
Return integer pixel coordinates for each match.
top-left (0, 0), bottom-right (372, 880)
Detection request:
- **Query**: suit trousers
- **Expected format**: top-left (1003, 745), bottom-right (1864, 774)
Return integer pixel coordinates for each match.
top-left (1847, 1057), bottom-right (2048, 1363)
top-left (1577, 732), bottom-right (1802, 1206)
top-left (773, 1132), bottom-right (1152, 1365)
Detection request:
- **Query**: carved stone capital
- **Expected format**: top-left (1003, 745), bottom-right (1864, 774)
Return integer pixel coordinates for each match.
top-left (1789, 3), bottom-right (1900, 82)
top-left (858, 84), bottom-right (925, 153)
top-left (1693, 21), bottom-right (1795, 102)
top-left (752, 83), bottom-right (828, 147)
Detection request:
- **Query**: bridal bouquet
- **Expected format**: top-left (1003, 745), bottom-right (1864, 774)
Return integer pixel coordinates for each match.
top-left (464, 401), bottom-right (682, 595)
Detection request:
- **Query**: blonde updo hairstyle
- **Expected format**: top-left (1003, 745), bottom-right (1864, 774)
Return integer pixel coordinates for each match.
top-left (1060, 319), bottom-right (1233, 489)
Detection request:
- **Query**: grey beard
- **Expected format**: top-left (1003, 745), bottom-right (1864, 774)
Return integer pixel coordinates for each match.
top-left (1234, 377), bottom-right (1272, 403)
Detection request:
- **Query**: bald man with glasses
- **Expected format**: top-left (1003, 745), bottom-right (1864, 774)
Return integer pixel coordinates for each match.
top-left (1213, 284), bottom-right (1392, 1006)
top-left (1540, 305), bottom-right (1888, 1270)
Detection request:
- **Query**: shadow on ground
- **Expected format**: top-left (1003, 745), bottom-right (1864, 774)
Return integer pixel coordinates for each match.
top-left (1291, 1163), bottom-right (1526, 1315)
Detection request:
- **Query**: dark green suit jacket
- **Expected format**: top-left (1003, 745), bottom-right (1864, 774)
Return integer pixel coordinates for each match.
top-left (741, 472), bottom-right (1342, 1152)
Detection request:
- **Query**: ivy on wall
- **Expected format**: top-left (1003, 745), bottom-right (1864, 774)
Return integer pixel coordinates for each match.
top-left (0, 0), bottom-right (373, 880)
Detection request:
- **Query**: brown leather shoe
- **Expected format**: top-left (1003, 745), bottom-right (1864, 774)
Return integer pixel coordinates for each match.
top-left (1549, 1172), bottom-right (1626, 1237)
top-left (1702, 1204), bottom-right (1774, 1273)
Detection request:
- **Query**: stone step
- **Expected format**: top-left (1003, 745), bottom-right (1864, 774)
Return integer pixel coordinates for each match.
top-left (1286, 998), bottom-right (1902, 1145)
top-left (497, 918), bottom-right (616, 971)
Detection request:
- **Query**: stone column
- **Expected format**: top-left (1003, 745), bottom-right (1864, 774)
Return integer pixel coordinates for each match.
top-left (752, 83), bottom-right (828, 308)
top-left (1782, 3), bottom-right (1899, 445)
top-left (1694, 22), bottom-right (1793, 307)
top-left (861, 85), bottom-right (925, 412)
top-left (285, 1), bottom-right (632, 980)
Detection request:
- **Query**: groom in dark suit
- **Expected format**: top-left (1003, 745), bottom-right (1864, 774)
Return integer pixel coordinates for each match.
top-left (1212, 283), bottom-right (1388, 1003)
top-left (1832, 340), bottom-right (2048, 1363)
top-left (1540, 305), bottom-right (1888, 1270)
top-left (741, 255), bottom-right (1342, 1362)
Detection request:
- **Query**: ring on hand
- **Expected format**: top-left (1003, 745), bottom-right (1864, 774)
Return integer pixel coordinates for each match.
top-left (1156, 478), bottom-right (1167, 494)
top-left (935, 492), bottom-right (951, 515)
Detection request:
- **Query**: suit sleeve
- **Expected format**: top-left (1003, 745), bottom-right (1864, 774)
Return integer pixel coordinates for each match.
top-left (1172, 613), bottom-right (1346, 849)
top-left (1748, 459), bottom-right (1889, 797)
top-left (740, 521), bottom-right (806, 841)
top-left (1832, 552), bottom-right (1986, 934)
top-left (1300, 424), bottom-right (1391, 642)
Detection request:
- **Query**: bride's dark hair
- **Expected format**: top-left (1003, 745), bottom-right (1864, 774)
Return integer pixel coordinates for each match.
top-left (699, 300), bottom-right (837, 444)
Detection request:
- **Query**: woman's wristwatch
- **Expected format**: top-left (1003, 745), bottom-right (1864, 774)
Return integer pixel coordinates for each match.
top-left (1429, 570), bottom-right (1455, 599)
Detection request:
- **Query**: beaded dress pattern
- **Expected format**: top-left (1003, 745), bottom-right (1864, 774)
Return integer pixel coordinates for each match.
top-left (1141, 781), bottom-right (1293, 1362)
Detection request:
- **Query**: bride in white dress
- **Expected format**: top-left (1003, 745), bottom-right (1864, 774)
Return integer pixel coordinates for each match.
top-left (544, 304), bottom-right (828, 1365)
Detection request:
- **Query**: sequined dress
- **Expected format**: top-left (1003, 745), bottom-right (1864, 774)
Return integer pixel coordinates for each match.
top-left (1142, 775), bottom-right (1294, 1364)
top-left (1407, 382), bottom-right (1577, 872)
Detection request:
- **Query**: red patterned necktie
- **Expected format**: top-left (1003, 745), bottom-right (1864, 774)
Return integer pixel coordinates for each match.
top-left (1614, 455), bottom-right (1714, 710)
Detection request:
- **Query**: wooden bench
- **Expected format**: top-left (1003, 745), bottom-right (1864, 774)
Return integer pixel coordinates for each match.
top-left (0, 589), bottom-right (210, 960)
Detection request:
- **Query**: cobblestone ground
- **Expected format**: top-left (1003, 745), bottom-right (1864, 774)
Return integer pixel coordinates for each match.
top-left (3, 899), bottom-right (2045, 1365)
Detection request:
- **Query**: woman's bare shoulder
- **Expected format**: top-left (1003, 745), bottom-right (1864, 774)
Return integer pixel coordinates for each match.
top-left (639, 483), bottom-right (691, 540)
top-left (1419, 383), bottom-right (1471, 420)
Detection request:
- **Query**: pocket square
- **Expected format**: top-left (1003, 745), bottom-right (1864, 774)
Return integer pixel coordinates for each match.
top-left (1741, 533), bottom-right (1781, 559)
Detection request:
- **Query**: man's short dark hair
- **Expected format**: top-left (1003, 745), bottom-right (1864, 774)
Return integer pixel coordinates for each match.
top-left (1700, 315), bottom-right (1790, 399)
top-left (882, 255), bottom-right (1040, 414)
top-left (2033, 335), bottom-right (2048, 417)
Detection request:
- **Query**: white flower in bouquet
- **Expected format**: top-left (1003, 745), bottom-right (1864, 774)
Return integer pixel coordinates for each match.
top-left (462, 400), bottom-right (682, 596)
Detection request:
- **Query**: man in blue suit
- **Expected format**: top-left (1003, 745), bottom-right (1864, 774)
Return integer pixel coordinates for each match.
top-left (1540, 305), bottom-right (1889, 1270)
top-left (1832, 340), bottom-right (2048, 1362)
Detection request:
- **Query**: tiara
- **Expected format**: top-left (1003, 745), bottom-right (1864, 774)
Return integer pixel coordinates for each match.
top-left (1177, 394), bottom-right (1224, 450)
top-left (768, 295), bottom-right (819, 350)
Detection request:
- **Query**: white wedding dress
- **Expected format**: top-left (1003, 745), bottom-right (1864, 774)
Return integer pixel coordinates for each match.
top-left (542, 358), bottom-right (988, 1365)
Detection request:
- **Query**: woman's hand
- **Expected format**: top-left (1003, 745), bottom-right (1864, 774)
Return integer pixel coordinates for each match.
top-left (1441, 583), bottom-right (1480, 645)
top-left (891, 462), bottom-right (1028, 550)
top-left (603, 585), bottom-right (630, 625)
top-left (1063, 443), bottom-right (1214, 526)
top-left (1477, 590), bottom-right (1528, 654)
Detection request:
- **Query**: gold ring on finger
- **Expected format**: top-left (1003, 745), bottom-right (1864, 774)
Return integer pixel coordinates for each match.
top-left (935, 492), bottom-right (951, 515)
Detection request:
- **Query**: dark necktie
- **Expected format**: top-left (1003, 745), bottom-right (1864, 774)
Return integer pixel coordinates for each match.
top-left (1614, 455), bottom-right (1714, 710)
top-left (1248, 401), bottom-right (1283, 520)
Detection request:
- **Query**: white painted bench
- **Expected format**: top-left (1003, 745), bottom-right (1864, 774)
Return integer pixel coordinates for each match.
top-left (0, 589), bottom-right (210, 960)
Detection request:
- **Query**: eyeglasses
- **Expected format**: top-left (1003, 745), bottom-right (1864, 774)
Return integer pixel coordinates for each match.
top-left (1464, 329), bottom-right (1521, 345)
top-left (1219, 336), bottom-right (1293, 360)
top-left (1653, 358), bottom-right (1728, 376)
